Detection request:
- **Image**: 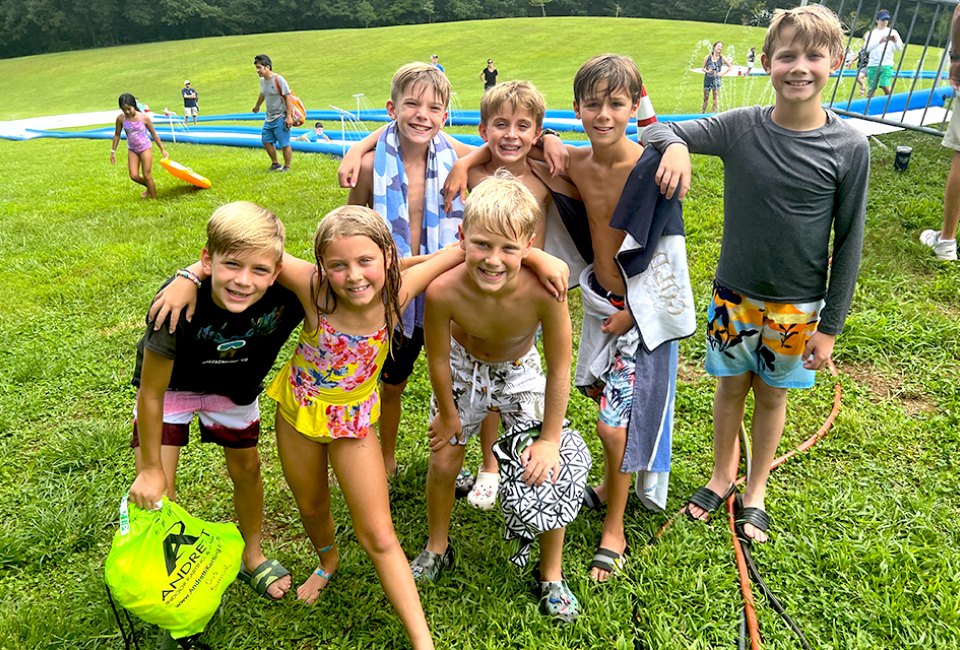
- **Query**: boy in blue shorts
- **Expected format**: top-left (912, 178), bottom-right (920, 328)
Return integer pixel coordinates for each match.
top-left (252, 54), bottom-right (294, 172)
top-left (644, 4), bottom-right (870, 543)
top-left (129, 201), bottom-right (304, 599)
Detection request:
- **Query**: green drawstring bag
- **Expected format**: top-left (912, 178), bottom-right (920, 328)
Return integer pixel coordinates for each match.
top-left (104, 495), bottom-right (244, 640)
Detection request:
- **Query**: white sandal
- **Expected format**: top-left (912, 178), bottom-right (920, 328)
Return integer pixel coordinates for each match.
top-left (467, 470), bottom-right (499, 510)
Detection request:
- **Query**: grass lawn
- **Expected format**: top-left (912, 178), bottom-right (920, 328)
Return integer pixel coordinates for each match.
top-left (0, 17), bottom-right (941, 123)
top-left (2, 17), bottom-right (959, 650)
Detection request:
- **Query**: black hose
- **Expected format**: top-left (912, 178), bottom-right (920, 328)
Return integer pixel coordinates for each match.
top-left (740, 540), bottom-right (814, 650)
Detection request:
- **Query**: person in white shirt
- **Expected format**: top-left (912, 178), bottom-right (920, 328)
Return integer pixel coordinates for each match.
top-left (862, 9), bottom-right (903, 97)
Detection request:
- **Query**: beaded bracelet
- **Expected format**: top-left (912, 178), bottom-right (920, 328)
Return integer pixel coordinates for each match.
top-left (175, 268), bottom-right (202, 287)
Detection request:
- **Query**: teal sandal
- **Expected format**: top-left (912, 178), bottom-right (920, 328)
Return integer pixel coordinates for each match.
top-left (238, 558), bottom-right (291, 601)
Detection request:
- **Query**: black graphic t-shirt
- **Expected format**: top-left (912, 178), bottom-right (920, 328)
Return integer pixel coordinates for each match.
top-left (132, 278), bottom-right (305, 405)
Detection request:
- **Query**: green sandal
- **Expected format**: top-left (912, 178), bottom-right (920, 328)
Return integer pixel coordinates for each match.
top-left (238, 558), bottom-right (291, 601)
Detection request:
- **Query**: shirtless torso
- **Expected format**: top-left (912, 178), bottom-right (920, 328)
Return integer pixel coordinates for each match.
top-left (437, 265), bottom-right (548, 362)
top-left (564, 139), bottom-right (645, 295)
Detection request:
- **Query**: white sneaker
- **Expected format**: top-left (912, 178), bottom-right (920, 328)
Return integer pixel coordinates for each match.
top-left (919, 230), bottom-right (958, 261)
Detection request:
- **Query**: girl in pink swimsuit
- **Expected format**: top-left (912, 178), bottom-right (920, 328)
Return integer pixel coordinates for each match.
top-left (110, 93), bottom-right (167, 199)
top-left (265, 206), bottom-right (466, 649)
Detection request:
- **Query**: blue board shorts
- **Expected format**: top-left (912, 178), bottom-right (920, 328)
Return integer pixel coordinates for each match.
top-left (705, 282), bottom-right (822, 389)
top-left (261, 116), bottom-right (291, 148)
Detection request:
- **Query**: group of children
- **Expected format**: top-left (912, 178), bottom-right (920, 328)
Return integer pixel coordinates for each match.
top-left (126, 4), bottom-right (868, 646)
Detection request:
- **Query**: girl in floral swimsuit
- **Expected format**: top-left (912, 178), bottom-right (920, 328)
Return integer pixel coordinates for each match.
top-left (265, 205), bottom-right (465, 650)
top-left (110, 93), bottom-right (167, 199)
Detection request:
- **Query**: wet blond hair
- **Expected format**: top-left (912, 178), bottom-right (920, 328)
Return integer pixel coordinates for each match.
top-left (763, 4), bottom-right (845, 63)
top-left (312, 205), bottom-right (403, 337)
top-left (463, 169), bottom-right (541, 242)
top-left (206, 201), bottom-right (285, 264)
top-left (480, 80), bottom-right (546, 129)
top-left (390, 62), bottom-right (451, 108)
top-left (573, 54), bottom-right (643, 104)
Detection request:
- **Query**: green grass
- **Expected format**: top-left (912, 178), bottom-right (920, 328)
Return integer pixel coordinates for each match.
top-left (2, 16), bottom-right (960, 650)
top-left (0, 17), bottom-right (942, 123)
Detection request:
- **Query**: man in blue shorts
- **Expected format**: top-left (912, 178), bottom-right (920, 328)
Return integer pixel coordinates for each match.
top-left (181, 80), bottom-right (199, 125)
top-left (252, 54), bottom-right (294, 172)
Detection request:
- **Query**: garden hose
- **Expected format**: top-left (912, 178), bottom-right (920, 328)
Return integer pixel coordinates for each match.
top-left (727, 495), bottom-right (762, 650)
top-left (643, 359), bottom-right (842, 648)
top-left (740, 537), bottom-right (814, 650)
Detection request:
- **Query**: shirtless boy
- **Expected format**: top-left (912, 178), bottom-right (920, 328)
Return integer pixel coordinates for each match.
top-left (411, 172), bottom-right (580, 622)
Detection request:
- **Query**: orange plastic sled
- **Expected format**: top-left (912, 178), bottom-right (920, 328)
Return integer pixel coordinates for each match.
top-left (160, 157), bottom-right (212, 189)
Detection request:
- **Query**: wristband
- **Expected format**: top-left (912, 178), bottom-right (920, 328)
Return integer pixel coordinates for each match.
top-left (951, 53), bottom-right (960, 62)
top-left (111, 149), bottom-right (117, 153)
top-left (175, 268), bottom-right (202, 287)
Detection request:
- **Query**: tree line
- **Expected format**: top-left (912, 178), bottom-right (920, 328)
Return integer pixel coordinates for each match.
top-left (2, 0), bottom-right (948, 59)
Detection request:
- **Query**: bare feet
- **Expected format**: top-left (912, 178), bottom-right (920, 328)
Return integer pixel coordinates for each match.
top-left (297, 548), bottom-right (339, 604)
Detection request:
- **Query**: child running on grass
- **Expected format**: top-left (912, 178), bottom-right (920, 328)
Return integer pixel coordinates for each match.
top-left (110, 93), bottom-right (167, 199)
top-left (130, 201), bottom-right (303, 605)
top-left (412, 171), bottom-right (581, 622)
top-left (643, 4), bottom-right (869, 544)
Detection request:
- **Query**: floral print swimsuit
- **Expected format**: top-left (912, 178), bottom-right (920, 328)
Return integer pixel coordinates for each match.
top-left (267, 315), bottom-right (389, 441)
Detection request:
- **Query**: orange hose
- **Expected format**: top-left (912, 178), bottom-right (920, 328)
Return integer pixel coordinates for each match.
top-left (648, 360), bottom-right (842, 648)
top-left (727, 494), bottom-right (761, 650)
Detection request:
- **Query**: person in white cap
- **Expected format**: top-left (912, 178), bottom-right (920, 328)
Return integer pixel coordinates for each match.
top-left (181, 80), bottom-right (199, 125)
top-left (430, 53), bottom-right (445, 74)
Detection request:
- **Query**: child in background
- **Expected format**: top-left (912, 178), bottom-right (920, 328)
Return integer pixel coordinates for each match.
top-left (645, 4), bottom-right (869, 544)
top-left (111, 93), bottom-right (167, 199)
top-left (295, 122), bottom-right (333, 142)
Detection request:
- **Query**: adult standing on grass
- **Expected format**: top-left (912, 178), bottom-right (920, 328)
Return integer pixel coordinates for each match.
top-left (702, 41), bottom-right (732, 112)
top-left (863, 9), bottom-right (902, 98)
top-left (431, 53), bottom-right (445, 74)
top-left (480, 59), bottom-right (498, 92)
top-left (181, 80), bottom-right (199, 125)
top-left (252, 54), bottom-right (294, 172)
top-left (920, 1), bottom-right (960, 261)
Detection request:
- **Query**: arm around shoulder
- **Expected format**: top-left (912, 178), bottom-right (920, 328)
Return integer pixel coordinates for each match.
top-left (346, 151), bottom-right (375, 206)
top-left (398, 245), bottom-right (465, 310)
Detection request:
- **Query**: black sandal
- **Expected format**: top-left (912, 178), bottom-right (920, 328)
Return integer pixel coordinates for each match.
top-left (735, 501), bottom-right (771, 544)
top-left (581, 485), bottom-right (605, 512)
top-left (684, 483), bottom-right (736, 521)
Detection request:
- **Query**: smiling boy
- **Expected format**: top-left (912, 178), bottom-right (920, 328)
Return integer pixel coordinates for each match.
top-left (412, 172), bottom-right (580, 622)
top-left (129, 201), bottom-right (305, 601)
top-left (344, 63), bottom-right (467, 479)
top-left (644, 4), bottom-right (869, 544)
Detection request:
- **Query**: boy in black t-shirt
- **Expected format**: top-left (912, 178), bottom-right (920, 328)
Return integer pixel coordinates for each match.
top-left (128, 201), bottom-right (304, 601)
